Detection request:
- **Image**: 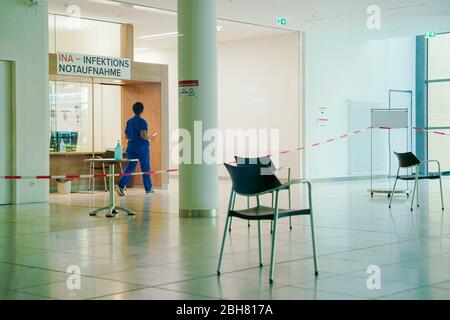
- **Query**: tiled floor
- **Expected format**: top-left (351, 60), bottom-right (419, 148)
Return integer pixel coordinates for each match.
top-left (0, 177), bottom-right (449, 300)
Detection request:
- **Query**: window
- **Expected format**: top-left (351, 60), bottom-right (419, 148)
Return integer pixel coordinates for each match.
top-left (49, 81), bottom-right (122, 153)
top-left (428, 33), bottom-right (450, 80)
top-left (426, 33), bottom-right (450, 168)
top-left (49, 81), bottom-right (93, 152)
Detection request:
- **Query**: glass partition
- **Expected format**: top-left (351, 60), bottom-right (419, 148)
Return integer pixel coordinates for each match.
top-left (427, 33), bottom-right (450, 169)
top-left (49, 81), bottom-right (122, 153)
top-left (49, 81), bottom-right (93, 152)
top-left (428, 33), bottom-right (450, 80)
top-left (48, 13), bottom-right (123, 154)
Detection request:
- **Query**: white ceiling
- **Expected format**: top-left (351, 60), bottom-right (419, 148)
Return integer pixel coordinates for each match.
top-left (49, 0), bottom-right (450, 47)
top-left (86, 0), bottom-right (450, 38)
top-left (48, 0), bottom-right (295, 52)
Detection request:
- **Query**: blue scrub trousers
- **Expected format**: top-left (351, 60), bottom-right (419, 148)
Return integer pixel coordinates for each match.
top-left (118, 144), bottom-right (152, 192)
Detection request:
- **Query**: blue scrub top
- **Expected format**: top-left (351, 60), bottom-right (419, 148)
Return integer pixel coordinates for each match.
top-left (125, 115), bottom-right (149, 150)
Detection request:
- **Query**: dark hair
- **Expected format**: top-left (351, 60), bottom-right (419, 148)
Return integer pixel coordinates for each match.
top-left (133, 102), bottom-right (144, 115)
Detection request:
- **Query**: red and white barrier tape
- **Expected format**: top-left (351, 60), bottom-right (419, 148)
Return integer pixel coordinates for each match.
top-left (0, 126), bottom-right (447, 180)
top-left (0, 170), bottom-right (179, 181)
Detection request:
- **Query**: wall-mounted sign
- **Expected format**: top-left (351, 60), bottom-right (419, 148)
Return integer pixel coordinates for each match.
top-left (178, 80), bottom-right (199, 98)
top-left (57, 52), bottom-right (131, 80)
top-left (277, 16), bottom-right (287, 26)
top-left (317, 106), bottom-right (328, 128)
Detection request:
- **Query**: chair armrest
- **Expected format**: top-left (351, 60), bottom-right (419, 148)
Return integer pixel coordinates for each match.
top-left (274, 178), bottom-right (312, 193)
top-left (419, 159), bottom-right (442, 174)
top-left (275, 166), bottom-right (292, 181)
top-left (274, 179), bottom-right (313, 209)
top-left (276, 165), bottom-right (289, 172)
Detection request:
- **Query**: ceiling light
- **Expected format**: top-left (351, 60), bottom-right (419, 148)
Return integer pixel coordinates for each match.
top-left (90, 0), bottom-right (122, 7)
top-left (217, 25), bottom-right (224, 31)
top-left (138, 32), bottom-right (181, 40)
top-left (132, 5), bottom-right (177, 16)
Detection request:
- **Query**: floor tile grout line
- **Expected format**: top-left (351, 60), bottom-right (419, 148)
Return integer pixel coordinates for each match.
top-left (88, 285), bottom-right (220, 300)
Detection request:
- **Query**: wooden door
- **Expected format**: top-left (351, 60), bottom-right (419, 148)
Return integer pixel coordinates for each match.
top-left (121, 82), bottom-right (162, 187)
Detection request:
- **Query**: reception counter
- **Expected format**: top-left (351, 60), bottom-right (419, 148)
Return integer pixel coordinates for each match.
top-left (49, 151), bottom-right (149, 193)
top-left (50, 152), bottom-right (103, 192)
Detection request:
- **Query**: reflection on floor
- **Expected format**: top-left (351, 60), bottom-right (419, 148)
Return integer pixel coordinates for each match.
top-left (0, 178), bottom-right (450, 300)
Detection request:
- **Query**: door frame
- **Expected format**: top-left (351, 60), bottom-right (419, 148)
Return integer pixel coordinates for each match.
top-left (0, 59), bottom-right (15, 205)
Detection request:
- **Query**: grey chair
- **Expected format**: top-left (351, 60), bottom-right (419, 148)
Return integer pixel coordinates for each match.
top-left (389, 151), bottom-right (444, 211)
top-left (217, 163), bottom-right (319, 283)
top-left (229, 156), bottom-right (293, 232)
top-left (88, 155), bottom-right (107, 192)
top-left (88, 151), bottom-right (123, 192)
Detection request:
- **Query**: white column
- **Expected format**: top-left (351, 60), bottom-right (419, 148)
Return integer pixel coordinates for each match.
top-left (178, 0), bottom-right (218, 217)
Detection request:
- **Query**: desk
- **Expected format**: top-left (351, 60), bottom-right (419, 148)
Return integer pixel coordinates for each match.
top-left (85, 158), bottom-right (138, 218)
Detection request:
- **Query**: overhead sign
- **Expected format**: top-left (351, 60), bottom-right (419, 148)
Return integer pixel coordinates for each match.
top-left (425, 31), bottom-right (437, 39)
top-left (277, 17), bottom-right (287, 26)
top-left (57, 52), bottom-right (131, 80)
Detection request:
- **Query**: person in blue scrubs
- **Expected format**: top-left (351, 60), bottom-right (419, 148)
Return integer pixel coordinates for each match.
top-left (116, 102), bottom-right (155, 196)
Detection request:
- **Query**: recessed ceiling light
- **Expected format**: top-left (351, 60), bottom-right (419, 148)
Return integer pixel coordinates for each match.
top-left (90, 0), bottom-right (121, 7)
top-left (138, 32), bottom-right (181, 40)
top-left (132, 5), bottom-right (177, 16)
top-left (139, 26), bottom-right (224, 40)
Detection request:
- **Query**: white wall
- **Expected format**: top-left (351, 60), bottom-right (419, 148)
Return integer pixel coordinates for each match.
top-left (304, 34), bottom-right (416, 179)
top-left (136, 33), bottom-right (301, 179)
top-left (100, 85), bottom-right (122, 151)
top-left (0, 0), bottom-right (49, 203)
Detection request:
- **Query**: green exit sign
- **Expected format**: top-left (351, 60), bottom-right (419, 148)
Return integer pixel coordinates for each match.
top-left (277, 17), bottom-right (287, 26)
top-left (425, 32), bottom-right (437, 39)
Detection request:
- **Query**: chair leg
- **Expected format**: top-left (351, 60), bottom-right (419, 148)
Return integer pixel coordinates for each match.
top-left (270, 192), bottom-right (274, 234)
top-left (439, 175), bottom-right (445, 211)
top-left (288, 187), bottom-right (292, 230)
top-left (258, 220), bottom-right (263, 267)
top-left (269, 192), bottom-right (280, 283)
top-left (228, 193), bottom-right (237, 232)
top-left (389, 177), bottom-right (399, 208)
top-left (269, 218), bottom-right (278, 284)
top-left (410, 170), bottom-right (419, 211)
top-left (88, 162), bottom-right (93, 191)
top-left (416, 173), bottom-right (420, 208)
top-left (309, 211), bottom-right (319, 276)
top-left (103, 164), bottom-right (107, 192)
top-left (247, 196), bottom-right (250, 228)
top-left (217, 215), bottom-right (231, 275)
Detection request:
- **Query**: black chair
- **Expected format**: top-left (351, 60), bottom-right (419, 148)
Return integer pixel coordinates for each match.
top-left (217, 163), bottom-right (319, 283)
top-left (389, 152), bottom-right (444, 211)
top-left (229, 156), bottom-right (293, 232)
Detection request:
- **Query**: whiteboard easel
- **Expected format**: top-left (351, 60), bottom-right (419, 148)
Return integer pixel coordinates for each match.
top-left (368, 108), bottom-right (410, 197)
